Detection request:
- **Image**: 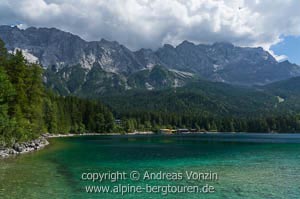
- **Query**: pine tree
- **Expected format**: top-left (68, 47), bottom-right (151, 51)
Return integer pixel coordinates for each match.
top-left (0, 67), bottom-right (16, 145)
top-left (0, 39), bottom-right (7, 64)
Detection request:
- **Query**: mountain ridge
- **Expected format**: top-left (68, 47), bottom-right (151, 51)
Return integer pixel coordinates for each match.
top-left (1, 25), bottom-right (300, 95)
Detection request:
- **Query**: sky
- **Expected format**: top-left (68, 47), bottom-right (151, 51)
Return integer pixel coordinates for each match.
top-left (271, 36), bottom-right (300, 65)
top-left (0, 0), bottom-right (299, 64)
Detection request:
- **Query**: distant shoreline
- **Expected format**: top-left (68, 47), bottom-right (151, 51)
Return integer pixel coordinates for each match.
top-left (1, 131), bottom-right (299, 159)
top-left (43, 131), bottom-right (155, 138)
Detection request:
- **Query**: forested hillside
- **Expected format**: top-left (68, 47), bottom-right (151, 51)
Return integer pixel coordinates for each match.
top-left (2, 36), bottom-right (300, 148)
top-left (0, 39), bottom-right (114, 146)
top-left (101, 86), bottom-right (300, 134)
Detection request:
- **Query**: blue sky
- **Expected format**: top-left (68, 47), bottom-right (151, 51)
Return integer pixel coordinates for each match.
top-left (271, 36), bottom-right (300, 65)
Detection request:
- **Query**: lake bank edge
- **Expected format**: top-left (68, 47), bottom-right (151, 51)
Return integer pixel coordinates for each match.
top-left (0, 131), bottom-right (154, 159)
top-left (0, 131), bottom-right (291, 159)
top-left (0, 137), bottom-right (49, 159)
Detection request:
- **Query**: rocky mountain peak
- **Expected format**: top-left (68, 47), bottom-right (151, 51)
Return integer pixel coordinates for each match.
top-left (0, 25), bottom-right (299, 86)
top-left (212, 42), bottom-right (235, 48)
top-left (177, 40), bottom-right (195, 48)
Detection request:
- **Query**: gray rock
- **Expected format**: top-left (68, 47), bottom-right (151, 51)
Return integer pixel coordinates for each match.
top-left (0, 150), bottom-right (8, 157)
top-left (7, 148), bottom-right (18, 155)
top-left (0, 25), bottom-right (299, 89)
top-left (1, 137), bottom-right (50, 158)
top-left (13, 143), bottom-right (26, 152)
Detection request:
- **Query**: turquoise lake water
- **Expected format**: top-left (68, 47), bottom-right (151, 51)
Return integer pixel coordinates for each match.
top-left (1, 133), bottom-right (300, 199)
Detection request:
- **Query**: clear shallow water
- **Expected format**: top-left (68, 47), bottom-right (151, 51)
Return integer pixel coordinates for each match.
top-left (1, 133), bottom-right (300, 199)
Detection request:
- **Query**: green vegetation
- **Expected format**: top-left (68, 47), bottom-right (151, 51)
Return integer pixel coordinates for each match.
top-left (127, 65), bottom-right (194, 90)
top-left (2, 36), bottom-right (300, 147)
top-left (100, 79), bottom-right (300, 133)
top-left (45, 64), bottom-right (128, 97)
top-left (0, 39), bottom-right (114, 146)
top-left (114, 111), bottom-right (300, 133)
top-left (44, 64), bottom-right (195, 97)
top-left (101, 80), bottom-right (278, 117)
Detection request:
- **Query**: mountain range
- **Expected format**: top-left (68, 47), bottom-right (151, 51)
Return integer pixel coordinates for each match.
top-left (2, 25), bottom-right (300, 118)
top-left (1, 25), bottom-right (300, 98)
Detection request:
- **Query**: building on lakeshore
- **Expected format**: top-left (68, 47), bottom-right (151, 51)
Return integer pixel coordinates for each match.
top-left (160, 129), bottom-right (176, 134)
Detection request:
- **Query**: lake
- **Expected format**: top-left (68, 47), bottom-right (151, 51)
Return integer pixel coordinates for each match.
top-left (1, 133), bottom-right (300, 198)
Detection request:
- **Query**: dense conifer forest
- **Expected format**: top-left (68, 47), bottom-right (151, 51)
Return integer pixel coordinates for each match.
top-left (0, 39), bottom-right (114, 146)
top-left (1, 38), bottom-right (300, 147)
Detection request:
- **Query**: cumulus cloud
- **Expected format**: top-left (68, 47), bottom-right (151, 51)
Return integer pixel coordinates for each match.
top-left (0, 0), bottom-right (299, 57)
top-left (269, 50), bottom-right (288, 62)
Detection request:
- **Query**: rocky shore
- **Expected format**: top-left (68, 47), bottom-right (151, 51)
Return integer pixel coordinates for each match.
top-left (0, 137), bottom-right (49, 158)
top-left (0, 132), bottom-right (155, 159)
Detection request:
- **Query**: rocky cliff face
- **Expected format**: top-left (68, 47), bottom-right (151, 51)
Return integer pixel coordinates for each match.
top-left (0, 26), bottom-right (143, 74)
top-left (151, 41), bottom-right (300, 85)
top-left (1, 25), bottom-right (299, 95)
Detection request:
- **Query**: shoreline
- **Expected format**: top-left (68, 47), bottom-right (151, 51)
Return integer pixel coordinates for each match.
top-left (42, 131), bottom-right (155, 138)
top-left (0, 131), bottom-right (295, 159)
top-left (0, 131), bottom-right (154, 159)
top-left (0, 137), bottom-right (49, 159)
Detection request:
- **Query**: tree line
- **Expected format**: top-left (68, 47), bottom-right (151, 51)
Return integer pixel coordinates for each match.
top-left (0, 39), bottom-right (114, 146)
top-left (1, 37), bottom-right (300, 147)
top-left (118, 111), bottom-right (300, 133)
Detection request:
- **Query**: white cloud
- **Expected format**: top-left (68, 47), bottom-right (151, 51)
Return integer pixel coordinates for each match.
top-left (16, 23), bottom-right (28, 30)
top-left (269, 50), bottom-right (288, 62)
top-left (0, 0), bottom-right (299, 55)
